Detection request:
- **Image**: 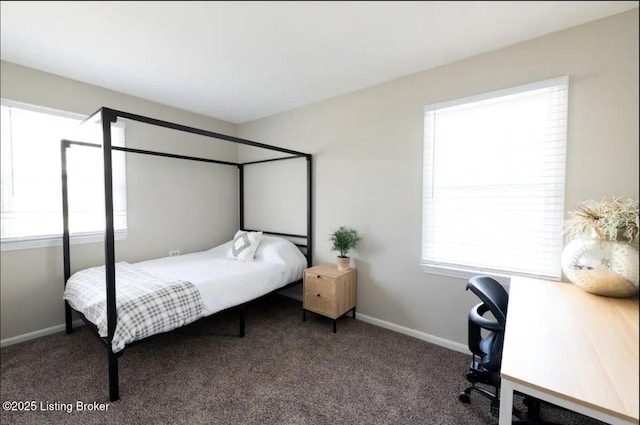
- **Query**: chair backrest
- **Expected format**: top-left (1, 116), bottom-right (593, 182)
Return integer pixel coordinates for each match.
top-left (466, 276), bottom-right (509, 371)
top-left (466, 276), bottom-right (508, 326)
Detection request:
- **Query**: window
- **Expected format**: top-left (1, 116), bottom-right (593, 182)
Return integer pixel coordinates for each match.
top-left (421, 77), bottom-right (568, 281)
top-left (1, 99), bottom-right (127, 250)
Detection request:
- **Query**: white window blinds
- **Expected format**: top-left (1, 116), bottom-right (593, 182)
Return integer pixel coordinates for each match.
top-left (1, 100), bottom-right (127, 246)
top-left (421, 77), bottom-right (568, 280)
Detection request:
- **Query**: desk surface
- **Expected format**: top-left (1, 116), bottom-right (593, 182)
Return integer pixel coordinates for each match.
top-left (501, 277), bottom-right (639, 423)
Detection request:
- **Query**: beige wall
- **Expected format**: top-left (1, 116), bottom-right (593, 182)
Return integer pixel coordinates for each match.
top-left (239, 10), bottom-right (639, 346)
top-left (0, 61), bottom-right (240, 340)
top-left (243, 158), bottom-right (308, 235)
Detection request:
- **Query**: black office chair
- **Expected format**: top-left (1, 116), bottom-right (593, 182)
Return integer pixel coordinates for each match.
top-left (458, 276), bottom-right (559, 424)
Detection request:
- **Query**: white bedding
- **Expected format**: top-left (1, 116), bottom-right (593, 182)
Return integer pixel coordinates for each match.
top-left (65, 262), bottom-right (203, 352)
top-left (64, 236), bottom-right (307, 341)
top-left (135, 236), bottom-right (307, 316)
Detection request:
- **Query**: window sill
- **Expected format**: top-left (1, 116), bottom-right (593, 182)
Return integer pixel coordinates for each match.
top-left (420, 264), bottom-right (561, 289)
top-left (421, 264), bottom-right (513, 287)
top-left (1, 231), bottom-right (128, 252)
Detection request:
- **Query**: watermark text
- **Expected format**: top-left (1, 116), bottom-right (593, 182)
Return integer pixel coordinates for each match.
top-left (2, 400), bottom-right (109, 413)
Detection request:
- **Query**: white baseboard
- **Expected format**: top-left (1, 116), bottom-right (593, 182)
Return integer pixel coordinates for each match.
top-left (282, 288), bottom-right (468, 354)
top-left (1, 310), bottom-right (468, 356)
top-left (356, 313), bottom-right (470, 355)
top-left (0, 320), bottom-right (84, 348)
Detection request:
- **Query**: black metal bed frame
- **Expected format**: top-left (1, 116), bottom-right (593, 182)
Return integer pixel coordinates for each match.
top-left (60, 107), bottom-right (312, 402)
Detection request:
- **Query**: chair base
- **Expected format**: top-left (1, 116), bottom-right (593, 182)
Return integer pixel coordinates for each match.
top-left (512, 397), bottom-right (562, 425)
top-left (459, 384), bottom-right (516, 418)
top-left (459, 385), bottom-right (562, 424)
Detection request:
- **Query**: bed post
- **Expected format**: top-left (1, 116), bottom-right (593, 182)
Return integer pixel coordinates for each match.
top-left (238, 164), bottom-right (246, 338)
top-left (61, 139), bottom-right (73, 334)
top-left (238, 164), bottom-right (244, 230)
top-left (101, 108), bottom-right (120, 402)
top-left (108, 351), bottom-right (119, 401)
top-left (238, 305), bottom-right (245, 338)
top-left (306, 154), bottom-right (313, 266)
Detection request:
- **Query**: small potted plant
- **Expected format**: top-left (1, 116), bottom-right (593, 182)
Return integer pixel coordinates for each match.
top-left (329, 226), bottom-right (361, 271)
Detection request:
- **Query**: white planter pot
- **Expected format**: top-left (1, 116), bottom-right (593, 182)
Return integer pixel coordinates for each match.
top-left (336, 257), bottom-right (350, 271)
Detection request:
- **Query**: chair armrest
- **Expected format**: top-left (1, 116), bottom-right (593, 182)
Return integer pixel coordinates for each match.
top-left (470, 304), bottom-right (503, 332)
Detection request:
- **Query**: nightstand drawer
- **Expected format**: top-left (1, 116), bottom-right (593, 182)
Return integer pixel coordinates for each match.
top-left (304, 274), bottom-right (336, 296)
top-left (303, 291), bottom-right (337, 317)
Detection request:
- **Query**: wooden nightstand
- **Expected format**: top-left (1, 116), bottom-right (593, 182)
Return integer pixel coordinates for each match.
top-left (302, 263), bottom-right (356, 333)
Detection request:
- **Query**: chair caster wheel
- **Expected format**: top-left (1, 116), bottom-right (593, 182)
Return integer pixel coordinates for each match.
top-left (458, 392), bottom-right (471, 403)
top-left (490, 401), bottom-right (500, 418)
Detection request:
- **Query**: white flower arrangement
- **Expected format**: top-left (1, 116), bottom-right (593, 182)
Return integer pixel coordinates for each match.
top-left (564, 196), bottom-right (639, 242)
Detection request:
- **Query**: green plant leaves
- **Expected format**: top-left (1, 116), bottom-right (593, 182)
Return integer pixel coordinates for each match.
top-left (329, 226), bottom-right (360, 257)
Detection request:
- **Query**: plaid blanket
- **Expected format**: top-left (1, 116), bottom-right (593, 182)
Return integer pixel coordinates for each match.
top-left (64, 262), bottom-right (203, 352)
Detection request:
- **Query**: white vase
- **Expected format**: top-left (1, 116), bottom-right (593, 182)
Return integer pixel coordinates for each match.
top-left (561, 236), bottom-right (639, 297)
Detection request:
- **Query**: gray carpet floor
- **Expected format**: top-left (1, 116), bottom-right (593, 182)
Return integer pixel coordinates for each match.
top-left (1, 295), bottom-right (603, 425)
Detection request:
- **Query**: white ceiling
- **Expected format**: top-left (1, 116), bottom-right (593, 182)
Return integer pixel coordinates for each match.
top-left (1, 1), bottom-right (637, 124)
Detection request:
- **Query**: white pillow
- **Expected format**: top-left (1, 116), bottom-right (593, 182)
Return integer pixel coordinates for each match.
top-left (226, 230), bottom-right (263, 261)
top-left (254, 236), bottom-right (307, 265)
top-left (254, 236), bottom-right (308, 282)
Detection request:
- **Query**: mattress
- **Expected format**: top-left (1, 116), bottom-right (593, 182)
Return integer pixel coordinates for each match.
top-left (134, 237), bottom-right (307, 316)
top-left (63, 235), bottom-right (307, 350)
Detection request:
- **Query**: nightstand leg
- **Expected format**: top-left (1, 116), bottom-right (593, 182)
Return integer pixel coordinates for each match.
top-left (352, 307), bottom-right (356, 319)
top-left (333, 320), bottom-right (337, 334)
top-left (302, 309), bottom-right (306, 322)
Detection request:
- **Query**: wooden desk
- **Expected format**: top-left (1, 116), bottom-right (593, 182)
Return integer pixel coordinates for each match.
top-left (499, 277), bottom-right (639, 425)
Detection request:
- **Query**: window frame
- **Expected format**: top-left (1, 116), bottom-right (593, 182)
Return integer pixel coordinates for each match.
top-left (420, 76), bottom-right (569, 284)
top-left (0, 99), bottom-right (128, 252)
